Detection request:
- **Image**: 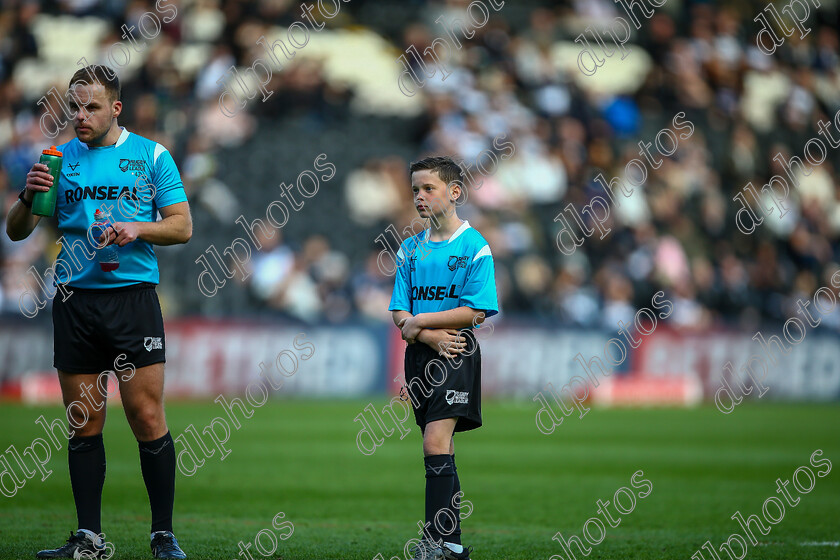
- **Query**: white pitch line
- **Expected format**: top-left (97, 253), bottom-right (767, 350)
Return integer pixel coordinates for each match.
top-left (799, 542), bottom-right (840, 546)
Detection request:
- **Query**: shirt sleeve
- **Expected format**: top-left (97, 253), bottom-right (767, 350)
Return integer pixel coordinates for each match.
top-left (459, 244), bottom-right (499, 318)
top-left (388, 244), bottom-right (413, 313)
top-left (151, 147), bottom-right (187, 208)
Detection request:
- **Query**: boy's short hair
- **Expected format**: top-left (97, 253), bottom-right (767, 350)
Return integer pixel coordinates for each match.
top-left (69, 65), bottom-right (121, 102)
top-left (409, 156), bottom-right (464, 187)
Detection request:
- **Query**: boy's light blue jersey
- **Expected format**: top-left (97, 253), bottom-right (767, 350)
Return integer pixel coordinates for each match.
top-left (389, 221), bottom-right (499, 322)
top-left (53, 128), bottom-right (187, 288)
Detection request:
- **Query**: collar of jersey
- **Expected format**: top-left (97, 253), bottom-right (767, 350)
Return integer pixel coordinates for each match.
top-left (77, 126), bottom-right (130, 150)
top-left (422, 220), bottom-right (470, 246)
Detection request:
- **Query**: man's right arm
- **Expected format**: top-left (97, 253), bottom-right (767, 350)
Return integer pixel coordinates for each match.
top-left (6, 163), bottom-right (52, 241)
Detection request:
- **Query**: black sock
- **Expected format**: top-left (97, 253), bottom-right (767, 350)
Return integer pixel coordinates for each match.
top-left (68, 434), bottom-right (105, 534)
top-left (138, 432), bottom-right (176, 534)
top-left (449, 454), bottom-right (461, 545)
top-left (424, 454), bottom-right (455, 544)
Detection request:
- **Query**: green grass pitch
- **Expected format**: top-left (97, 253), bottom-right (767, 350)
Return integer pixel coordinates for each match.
top-left (0, 400), bottom-right (838, 559)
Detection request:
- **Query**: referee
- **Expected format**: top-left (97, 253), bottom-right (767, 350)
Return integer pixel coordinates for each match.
top-left (6, 65), bottom-right (191, 559)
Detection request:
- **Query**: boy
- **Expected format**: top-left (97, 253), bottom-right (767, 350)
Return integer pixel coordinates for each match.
top-left (389, 156), bottom-right (498, 560)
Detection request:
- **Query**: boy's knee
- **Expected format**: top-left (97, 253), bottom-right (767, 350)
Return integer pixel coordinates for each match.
top-left (423, 441), bottom-right (450, 456)
top-left (422, 434), bottom-right (451, 456)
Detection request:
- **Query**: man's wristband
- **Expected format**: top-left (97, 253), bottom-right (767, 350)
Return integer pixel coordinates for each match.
top-left (18, 189), bottom-right (32, 209)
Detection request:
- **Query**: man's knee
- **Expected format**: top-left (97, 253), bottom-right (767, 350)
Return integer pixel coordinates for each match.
top-left (126, 403), bottom-right (165, 436)
top-left (65, 400), bottom-right (104, 435)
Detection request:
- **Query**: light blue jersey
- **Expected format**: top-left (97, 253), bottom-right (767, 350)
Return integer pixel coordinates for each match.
top-left (389, 221), bottom-right (498, 322)
top-left (53, 128), bottom-right (187, 288)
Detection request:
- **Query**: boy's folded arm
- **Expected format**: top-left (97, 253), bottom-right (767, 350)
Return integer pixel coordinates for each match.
top-left (391, 310), bottom-right (413, 329)
top-left (413, 306), bottom-right (485, 330)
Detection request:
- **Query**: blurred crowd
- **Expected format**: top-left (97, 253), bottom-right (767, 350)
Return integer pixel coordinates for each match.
top-left (2, 0), bottom-right (840, 332)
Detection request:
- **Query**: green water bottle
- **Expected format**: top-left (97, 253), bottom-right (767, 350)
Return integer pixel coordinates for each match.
top-left (32, 145), bottom-right (63, 217)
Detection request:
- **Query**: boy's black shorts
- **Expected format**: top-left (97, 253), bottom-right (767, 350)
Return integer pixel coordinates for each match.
top-left (404, 328), bottom-right (482, 432)
top-left (53, 282), bottom-right (166, 374)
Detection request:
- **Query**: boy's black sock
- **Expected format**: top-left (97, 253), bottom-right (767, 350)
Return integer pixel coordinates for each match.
top-left (424, 454), bottom-right (455, 544)
top-left (138, 431), bottom-right (176, 533)
top-left (448, 454), bottom-right (462, 545)
top-left (68, 433), bottom-right (106, 534)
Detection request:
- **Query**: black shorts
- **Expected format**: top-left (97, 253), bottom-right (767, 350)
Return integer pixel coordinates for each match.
top-left (404, 329), bottom-right (482, 432)
top-left (53, 282), bottom-right (165, 374)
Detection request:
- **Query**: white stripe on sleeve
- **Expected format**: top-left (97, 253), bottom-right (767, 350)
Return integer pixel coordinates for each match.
top-left (153, 143), bottom-right (167, 165)
top-left (473, 245), bottom-right (492, 262)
